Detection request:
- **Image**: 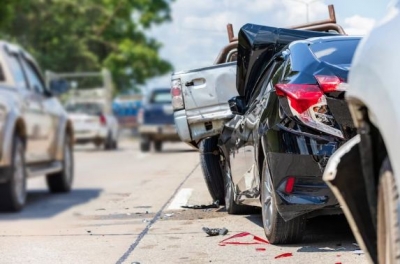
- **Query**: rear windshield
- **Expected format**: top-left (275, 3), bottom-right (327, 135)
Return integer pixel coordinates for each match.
top-left (150, 90), bottom-right (171, 104)
top-left (65, 102), bottom-right (104, 115)
top-left (310, 39), bottom-right (360, 65)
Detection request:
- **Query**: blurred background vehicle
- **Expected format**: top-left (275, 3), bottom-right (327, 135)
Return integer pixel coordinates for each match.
top-left (138, 87), bottom-right (180, 152)
top-left (323, 2), bottom-right (400, 263)
top-left (0, 41), bottom-right (74, 212)
top-left (113, 94), bottom-right (142, 135)
top-left (47, 70), bottom-right (119, 150)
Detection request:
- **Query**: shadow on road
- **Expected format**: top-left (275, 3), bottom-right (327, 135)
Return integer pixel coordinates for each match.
top-left (0, 188), bottom-right (102, 220)
top-left (244, 214), bottom-right (357, 252)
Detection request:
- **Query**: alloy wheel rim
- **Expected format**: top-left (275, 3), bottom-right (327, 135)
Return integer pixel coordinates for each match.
top-left (14, 146), bottom-right (26, 205)
top-left (262, 165), bottom-right (273, 232)
top-left (64, 144), bottom-right (72, 183)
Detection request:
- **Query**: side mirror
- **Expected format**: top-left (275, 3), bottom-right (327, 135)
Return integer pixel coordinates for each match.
top-left (49, 79), bottom-right (70, 96)
top-left (228, 96), bottom-right (246, 115)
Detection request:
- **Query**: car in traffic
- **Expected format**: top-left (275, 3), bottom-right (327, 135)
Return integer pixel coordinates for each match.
top-left (0, 41), bottom-right (74, 211)
top-left (65, 97), bottom-right (119, 150)
top-left (323, 2), bottom-right (400, 263)
top-left (138, 87), bottom-right (180, 152)
top-left (172, 22), bottom-right (360, 243)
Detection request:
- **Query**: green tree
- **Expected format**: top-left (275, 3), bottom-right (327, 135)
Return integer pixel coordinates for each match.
top-left (0, 0), bottom-right (173, 92)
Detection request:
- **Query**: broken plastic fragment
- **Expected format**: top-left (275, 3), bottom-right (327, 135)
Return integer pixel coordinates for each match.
top-left (275, 253), bottom-right (293, 259)
top-left (202, 227), bottom-right (228, 236)
top-left (219, 232), bottom-right (269, 246)
top-left (256, 248), bottom-right (266, 251)
top-left (181, 200), bottom-right (219, 209)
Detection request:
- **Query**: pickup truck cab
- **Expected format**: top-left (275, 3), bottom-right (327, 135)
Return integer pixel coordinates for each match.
top-left (138, 87), bottom-right (180, 152)
top-left (0, 41), bottom-right (74, 211)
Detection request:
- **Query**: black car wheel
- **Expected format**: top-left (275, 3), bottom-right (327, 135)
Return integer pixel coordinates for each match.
top-left (223, 160), bottom-right (253, 214)
top-left (154, 141), bottom-right (163, 152)
top-left (140, 135), bottom-right (150, 152)
top-left (0, 136), bottom-right (27, 212)
top-left (199, 137), bottom-right (225, 204)
top-left (46, 136), bottom-right (74, 193)
top-left (104, 132), bottom-right (113, 150)
top-left (377, 157), bottom-right (400, 264)
top-left (261, 160), bottom-right (305, 244)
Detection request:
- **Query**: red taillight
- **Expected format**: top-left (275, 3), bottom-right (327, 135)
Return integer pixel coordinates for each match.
top-left (99, 114), bottom-right (106, 125)
top-left (285, 177), bottom-right (295, 194)
top-left (275, 83), bottom-right (323, 113)
top-left (315, 75), bottom-right (344, 92)
top-left (171, 79), bottom-right (184, 110)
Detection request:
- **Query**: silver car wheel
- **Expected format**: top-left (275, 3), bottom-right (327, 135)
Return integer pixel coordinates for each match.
top-left (262, 163), bottom-right (274, 232)
top-left (64, 144), bottom-right (72, 184)
top-left (13, 143), bottom-right (26, 205)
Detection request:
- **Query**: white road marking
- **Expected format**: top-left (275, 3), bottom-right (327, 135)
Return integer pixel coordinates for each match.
top-left (168, 188), bottom-right (193, 210)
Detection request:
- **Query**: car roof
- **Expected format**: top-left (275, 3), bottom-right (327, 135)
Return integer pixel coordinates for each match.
top-left (290, 36), bottom-right (362, 48)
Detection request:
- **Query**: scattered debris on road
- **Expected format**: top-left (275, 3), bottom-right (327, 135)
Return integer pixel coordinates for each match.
top-left (274, 253), bottom-right (293, 259)
top-left (219, 232), bottom-right (269, 246)
top-left (256, 248), bottom-right (266, 251)
top-left (202, 227), bottom-right (228, 236)
top-left (181, 200), bottom-right (220, 209)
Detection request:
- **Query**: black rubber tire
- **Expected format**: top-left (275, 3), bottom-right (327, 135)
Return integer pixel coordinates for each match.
top-left (199, 137), bottom-right (225, 204)
top-left (261, 160), bottom-right (306, 244)
top-left (113, 140), bottom-right (118, 150)
top-left (154, 141), bottom-right (162, 152)
top-left (223, 160), bottom-right (253, 214)
top-left (104, 132), bottom-right (113, 150)
top-left (377, 157), bottom-right (400, 264)
top-left (140, 136), bottom-right (150, 152)
top-left (46, 136), bottom-right (74, 193)
top-left (0, 136), bottom-right (27, 212)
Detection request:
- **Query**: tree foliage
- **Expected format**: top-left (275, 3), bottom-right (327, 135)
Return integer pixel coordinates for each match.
top-left (0, 0), bottom-right (174, 92)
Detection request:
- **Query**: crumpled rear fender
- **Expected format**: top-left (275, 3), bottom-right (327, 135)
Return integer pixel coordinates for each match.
top-left (323, 135), bottom-right (376, 264)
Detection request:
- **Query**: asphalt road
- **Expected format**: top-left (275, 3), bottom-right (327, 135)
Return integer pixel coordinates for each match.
top-left (0, 140), bottom-right (368, 264)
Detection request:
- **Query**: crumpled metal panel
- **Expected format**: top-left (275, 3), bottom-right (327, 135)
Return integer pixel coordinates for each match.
top-left (236, 23), bottom-right (334, 102)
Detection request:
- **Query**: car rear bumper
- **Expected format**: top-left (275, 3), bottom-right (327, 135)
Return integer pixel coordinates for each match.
top-left (139, 124), bottom-right (180, 141)
top-left (266, 151), bottom-right (340, 221)
top-left (74, 128), bottom-right (108, 143)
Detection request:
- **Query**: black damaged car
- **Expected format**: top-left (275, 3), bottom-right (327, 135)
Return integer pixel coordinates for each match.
top-left (218, 24), bottom-right (361, 243)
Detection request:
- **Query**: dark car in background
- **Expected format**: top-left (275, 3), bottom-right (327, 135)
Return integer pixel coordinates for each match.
top-left (138, 87), bottom-right (180, 152)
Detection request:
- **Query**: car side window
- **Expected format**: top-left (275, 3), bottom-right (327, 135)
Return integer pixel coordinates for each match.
top-left (20, 57), bottom-right (46, 94)
top-left (5, 53), bottom-right (27, 88)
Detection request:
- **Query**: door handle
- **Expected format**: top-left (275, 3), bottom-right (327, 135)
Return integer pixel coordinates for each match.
top-left (185, 81), bottom-right (194, 87)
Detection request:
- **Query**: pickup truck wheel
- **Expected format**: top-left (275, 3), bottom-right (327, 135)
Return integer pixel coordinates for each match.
top-left (261, 160), bottom-right (305, 244)
top-left (199, 137), bottom-right (225, 204)
top-left (377, 157), bottom-right (400, 264)
top-left (46, 136), bottom-right (73, 193)
top-left (154, 141), bottom-right (162, 152)
top-left (0, 136), bottom-right (27, 212)
top-left (140, 136), bottom-right (150, 152)
top-left (223, 160), bottom-right (253, 214)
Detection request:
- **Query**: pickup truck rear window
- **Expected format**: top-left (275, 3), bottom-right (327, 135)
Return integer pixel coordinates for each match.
top-left (150, 90), bottom-right (171, 104)
top-left (310, 39), bottom-right (360, 65)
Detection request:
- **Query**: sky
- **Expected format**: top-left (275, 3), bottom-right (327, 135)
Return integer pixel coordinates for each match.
top-left (145, 0), bottom-right (392, 89)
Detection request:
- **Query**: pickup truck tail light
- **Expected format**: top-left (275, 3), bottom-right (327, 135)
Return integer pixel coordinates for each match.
top-left (275, 75), bottom-right (345, 138)
top-left (137, 108), bottom-right (144, 124)
top-left (171, 79), bottom-right (184, 110)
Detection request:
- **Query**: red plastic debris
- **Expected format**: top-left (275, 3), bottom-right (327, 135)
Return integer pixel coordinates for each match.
top-left (256, 248), bottom-right (266, 251)
top-left (219, 232), bottom-right (269, 246)
top-left (335, 262), bottom-right (342, 264)
top-left (275, 253), bottom-right (293, 259)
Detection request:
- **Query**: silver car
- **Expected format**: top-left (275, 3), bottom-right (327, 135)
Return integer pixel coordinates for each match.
top-left (323, 1), bottom-right (400, 263)
top-left (0, 41), bottom-right (74, 211)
